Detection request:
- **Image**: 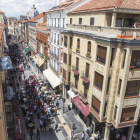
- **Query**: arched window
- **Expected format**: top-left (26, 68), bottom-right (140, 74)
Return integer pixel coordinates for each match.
top-left (87, 41), bottom-right (91, 53)
top-left (77, 38), bottom-right (80, 49)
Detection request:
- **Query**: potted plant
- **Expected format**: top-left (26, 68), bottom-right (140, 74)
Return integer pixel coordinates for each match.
top-left (75, 48), bottom-right (79, 52)
top-left (130, 65), bottom-right (134, 70)
top-left (86, 51), bottom-right (91, 58)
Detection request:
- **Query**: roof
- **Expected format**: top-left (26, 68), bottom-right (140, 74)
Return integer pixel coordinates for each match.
top-left (36, 22), bottom-right (47, 31)
top-left (28, 13), bottom-right (43, 22)
top-left (0, 23), bottom-right (6, 28)
top-left (71, 0), bottom-right (140, 13)
top-left (7, 17), bottom-right (13, 19)
top-left (0, 11), bottom-right (4, 14)
top-left (48, 0), bottom-right (80, 12)
top-left (0, 28), bottom-right (4, 43)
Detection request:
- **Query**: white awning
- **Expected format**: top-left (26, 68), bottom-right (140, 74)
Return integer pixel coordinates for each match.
top-left (67, 90), bottom-right (77, 99)
top-left (33, 54), bottom-right (45, 67)
top-left (43, 68), bottom-right (61, 89)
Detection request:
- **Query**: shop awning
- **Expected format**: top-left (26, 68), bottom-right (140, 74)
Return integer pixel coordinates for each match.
top-left (67, 90), bottom-right (77, 99)
top-left (33, 54), bottom-right (45, 67)
top-left (72, 96), bottom-right (90, 117)
top-left (15, 118), bottom-right (24, 140)
top-left (43, 68), bottom-right (61, 89)
top-left (25, 47), bottom-right (31, 52)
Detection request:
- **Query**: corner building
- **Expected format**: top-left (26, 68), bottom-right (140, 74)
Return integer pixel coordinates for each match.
top-left (62, 0), bottom-right (140, 139)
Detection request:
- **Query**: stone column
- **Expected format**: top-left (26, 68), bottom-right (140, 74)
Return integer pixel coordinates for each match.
top-left (111, 13), bottom-right (117, 27)
top-left (127, 126), bottom-right (134, 140)
top-left (104, 124), bottom-right (111, 140)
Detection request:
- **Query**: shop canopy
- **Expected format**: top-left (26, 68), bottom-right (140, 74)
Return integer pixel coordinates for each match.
top-left (67, 90), bottom-right (77, 99)
top-left (19, 39), bottom-right (23, 42)
top-left (43, 68), bottom-right (61, 89)
top-left (25, 47), bottom-right (31, 52)
top-left (33, 54), bottom-right (45, 67)
top-left (72, 96), bottom-right (90, 117)
top-left (15, 118), bottom-right (24, 140)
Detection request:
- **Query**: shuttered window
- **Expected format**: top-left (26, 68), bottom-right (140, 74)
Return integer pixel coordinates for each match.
top-left (76, 57), bottom-right (79, 71)
top-left (125, 80), bottom-right (140, 97)
top-left (92, 95), bottom-right (100, 114)
top-left (87, 41), bottom-right (91, 53)
top-left (122, 50), bottom-right (126, 68)
top-left (94, 72), bottom-right (104, 90)
top-left (63, 53), bottom-right (67, 64)
top-left (97, 45), bottom-right (107, 64)
top-left (63, 69), bottom-right (66, 80)
top-left (118, 79), bottom-right (122, 95)
top-left (86, 63), bottom-right (89, 77)
top-left (77, 39), bottom-right (80, 49)
top-left (121, 107), bottom-right (136, 122)
top-left (110, 48), bottom-right (115, 66)
top-left (64, 36), bottom-right (67, 47)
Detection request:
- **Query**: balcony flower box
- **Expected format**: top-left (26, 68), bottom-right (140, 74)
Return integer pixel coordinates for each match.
top-left (86, 52), bottom-right (91, 58)
top-left (75, 48), bottom-right (80, 53)
top-left (130, 65), bottom-right (134, 70)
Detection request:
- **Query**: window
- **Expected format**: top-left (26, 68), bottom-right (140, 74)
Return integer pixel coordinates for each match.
top-left (121, 107), bottom-right (136, 122)
top-left (94, 72), bottom-right (104, 90)
top-left (106, 77), bottom-right (111, 93)
top-left (70, 18), bottom-right (73, 24)
top-left (57, 34), bottom-right (59, 45)
top-left (75, 77), bottom-right (78, 88)
top-left (87, 41), bottom-right (91, 56)
top-left (85, 63), bottom-right (89, 77)
top-left (69, 72), bottom-right (71, 81)
top-left (69, 55), bottom-right (71, 66)
top-left (51, 33), bottom-right (53, 42)
top-left (114, 106), bottom-right (117, 120)
top-left (92, 95), bottom-right (100, 114)
top-left (76, 57), bottom-right (79, 71)
top-left (90, 18), bottom-right (94, 25)
top-left (110, 48), bottom-right (115, 66)
top-left (84, 83), bottom-right (89, 98)
top-left (54, 33), bottom-right (56, 43)
top-left (118, 79), bottom-right (122, 95)
top-left (52, 18), bottom-right (53, 26)
top-left (58, 18), bottom-right (60, 27)
top-left (63, 18), bottom-right (65, 28)
top-left (64, 36), bottom-right (68, 47)
top-left (97, 45), bottom-right (107, 64)
top-left (70, 37), bottom-right (72, 49)
top-left (131, 50), bottom-right (140, 69)
top-left (55, 18), bottom-right (56, 26)
top-left (77, 38), bottom-right (80, 49)
top-left (63, 69), bottom-right (66, 80)
top-left (125, 80), bottom-right (140, 97)
top-left (63, 53), bottom-right (67, 64)
top-left (79, 18), bottom-right (82, 25)
top-left (122, 50), bottom-right (126, 68)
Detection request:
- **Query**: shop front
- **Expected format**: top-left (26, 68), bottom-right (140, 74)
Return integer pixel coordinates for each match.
top-left (72, 95), bottom-right (91, 127)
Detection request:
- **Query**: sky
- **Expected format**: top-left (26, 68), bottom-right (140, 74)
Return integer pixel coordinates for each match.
top-left (0, 0), bottom-right (65, 18)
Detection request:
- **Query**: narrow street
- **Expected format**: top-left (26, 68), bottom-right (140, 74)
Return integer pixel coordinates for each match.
top-left (8, 35), bottom-right (93, 140)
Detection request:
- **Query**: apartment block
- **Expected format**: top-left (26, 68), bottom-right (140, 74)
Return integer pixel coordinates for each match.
top-left (62, 0), bottom-right (140, 139)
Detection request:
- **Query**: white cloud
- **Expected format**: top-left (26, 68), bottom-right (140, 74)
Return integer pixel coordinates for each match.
top-left (0, 0), bottom-right (65, 17)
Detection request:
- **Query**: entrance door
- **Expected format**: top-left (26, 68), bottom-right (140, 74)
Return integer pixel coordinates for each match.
top-left (116, 19), bottom-right (122, 27)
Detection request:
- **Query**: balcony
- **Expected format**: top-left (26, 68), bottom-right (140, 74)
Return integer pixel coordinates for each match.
top-left (94, 81), bottom-right (102, 91)
top-left (72, 65), bottom-right (79, 75)
top-left (97, 56), bottom-right (106, 64)
top-left (86, 53), bottom-right (91, 59)
top-left (71, 83), bottom-right (78, 93)
top-left (66, 24), bottom-right (140, 36)
top-left (125, 91), bottom-right (139, 97)
top-left (81, 71), bottom-right (90, 84)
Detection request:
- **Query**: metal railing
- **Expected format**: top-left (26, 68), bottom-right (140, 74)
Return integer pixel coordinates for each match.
top-left (97, 56), bottom-right (106, 64)
top-left (94, 81), bottom-right (102, 90)
top-left (125, 91), bottom-right (139, 97)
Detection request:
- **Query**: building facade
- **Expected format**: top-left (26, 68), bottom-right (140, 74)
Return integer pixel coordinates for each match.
top-left (36, 22), bottom-right (50, 71)
top-left (0, 11), bottom-right (8, 140)
top-left (7, 17), bottom-right (14, 35)
top-left (62, 0), bottom-right (140, 139)
top-left (46, 0), bottom-right (90, 91)
top-left (28, 12), bottom-right (47, 56)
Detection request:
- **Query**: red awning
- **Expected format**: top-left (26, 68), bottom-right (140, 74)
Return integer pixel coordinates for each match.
top-left (19, 39), bottom-right (23, 42)
top-left (15, 118), bottom-right (24, 140)
top-left (72, 96), bottom-right (90, 117)
top-left (72, 70), bottom-right (79, 75)
top-left (81, 76), bottom-right (90, 83)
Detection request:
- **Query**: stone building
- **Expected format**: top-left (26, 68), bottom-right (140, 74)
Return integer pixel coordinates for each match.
top-left (62, 0), bottom-right (140, 139)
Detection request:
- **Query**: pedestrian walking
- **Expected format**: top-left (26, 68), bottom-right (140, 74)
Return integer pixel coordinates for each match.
top-left (54, 121), bottom-right (58, 132)
top-left (36, 128), bottom-right (40, 140)
top-left (49, 123), bottom-right (53, 133)
top-left (71, 131), bottom-right (74, 140)
top-left (29, 130), bottom-right (33, 140)
top-left (39, 119), bottom-right (43, 131)
top-left (81, 131), bottom-right (85, 140)
top-left (84, 133), bottom-right (88, 140)
top-left (56, 101), bottom-right (59, 109)
top-left (43, 121), bottom-right (46, 131)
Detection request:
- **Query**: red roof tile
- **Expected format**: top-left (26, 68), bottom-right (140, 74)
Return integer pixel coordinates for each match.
top-left (48, 0), bottom-right (80, 12)
top-left (71, 0), bottom-right (140, 13)
top-left (0, 23), bottom-right (6, 28)
top-left (0, 11), bottom-right (4, 14)
top-left (28, 13), bottom-right (43, 22)
top-left (36, 22), bottom-right (47, 31)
